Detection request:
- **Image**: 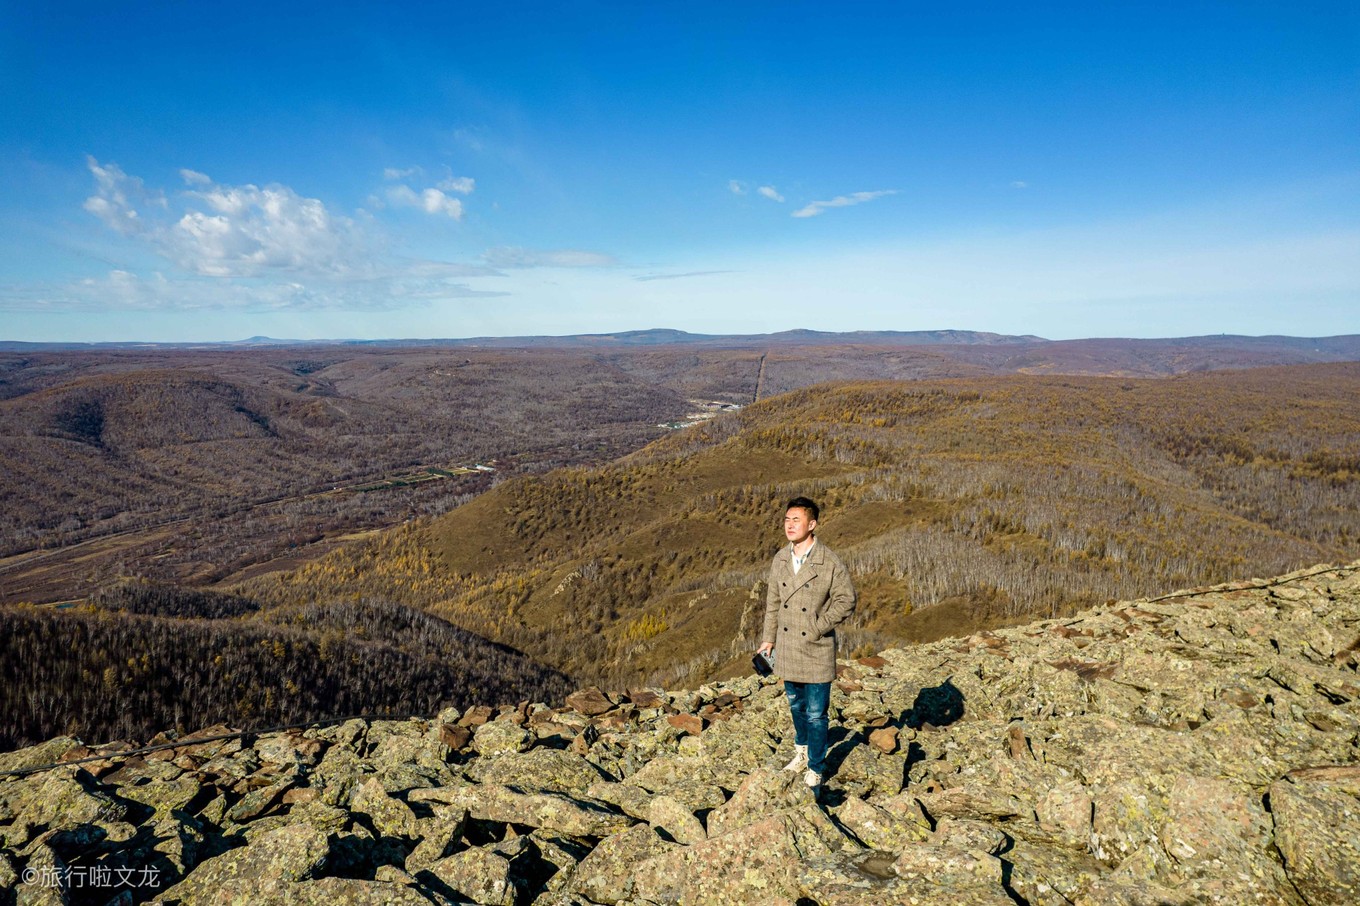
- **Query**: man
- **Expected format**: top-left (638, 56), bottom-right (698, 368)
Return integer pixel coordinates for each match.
top-left (757, 496), bottom-right (856, 792)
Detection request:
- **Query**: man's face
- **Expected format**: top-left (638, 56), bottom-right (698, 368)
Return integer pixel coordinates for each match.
top-left (784, 507), bottom-right (816, 545)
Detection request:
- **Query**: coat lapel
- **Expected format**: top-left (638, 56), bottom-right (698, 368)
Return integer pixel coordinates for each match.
top-left (785, 543), bottom-right (823, 598)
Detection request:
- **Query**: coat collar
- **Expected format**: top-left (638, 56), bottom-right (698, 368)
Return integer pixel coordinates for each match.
top-left (781, 538), bottom-right (823, 594)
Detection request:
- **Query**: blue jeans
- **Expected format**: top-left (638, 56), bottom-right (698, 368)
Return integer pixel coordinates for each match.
top-left (784, 680), bottom-right (831, 776)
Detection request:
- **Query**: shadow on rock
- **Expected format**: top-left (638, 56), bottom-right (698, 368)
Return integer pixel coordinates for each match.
top-left (905, 677), bottom-right (964, 729)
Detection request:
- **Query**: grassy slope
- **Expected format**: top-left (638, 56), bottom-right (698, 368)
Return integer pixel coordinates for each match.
top-left (239, 363), bottom-right (1360, 690)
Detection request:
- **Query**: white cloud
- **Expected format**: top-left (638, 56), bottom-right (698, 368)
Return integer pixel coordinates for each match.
top-left (728, 180), bottom-right (747, 195)
top-left (383, 166), bottom-right (422, 181)
top-left (73, 160), bottom-right (516, 309)
top-left (1012, 181), bottom-right (1029, 189)
top-left (484, 247), bottom-right (618, 268)
top-left (171, 180), bottom-right (371, 277)
top-left (386, 183), bottom-right (467, 218)
top-left (83, 156), bottom-right (161, 236)
top-left (791, 189), bottom-right (898, 218)
top-left (83, 160), bottom-right (372, 279)
top-left (758, 186), bottom-right (785, 203)
top-left (438, 176), bottom-right (476, 194)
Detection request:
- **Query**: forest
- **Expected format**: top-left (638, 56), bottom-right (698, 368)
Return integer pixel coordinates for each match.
top-left (239, 362), bottom-right (1360, 690)
top-left (0, 580), bottom-right (571, 750)
top-left (2, 338), bottom-right (1358, 749)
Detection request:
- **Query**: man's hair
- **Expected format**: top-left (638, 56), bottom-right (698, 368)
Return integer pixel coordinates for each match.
top-left (786, 496), bottom-right (819, 522)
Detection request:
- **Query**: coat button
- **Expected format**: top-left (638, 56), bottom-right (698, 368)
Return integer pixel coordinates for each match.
top-left (782, 604), bottom-right (787, 609)
top-left (783, 627), bottom-right (788, 632)
top-left (801, 631), bottom-right (806, 636)
top-left (801, 607), bottom-right (806, 612)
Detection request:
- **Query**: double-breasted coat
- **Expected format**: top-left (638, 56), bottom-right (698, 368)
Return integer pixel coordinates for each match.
top-left (761, 541), bottom-right (856, 683)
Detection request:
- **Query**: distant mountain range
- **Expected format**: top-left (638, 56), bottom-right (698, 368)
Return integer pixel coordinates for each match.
top-left (4, 328), bottom-right (1357, 352)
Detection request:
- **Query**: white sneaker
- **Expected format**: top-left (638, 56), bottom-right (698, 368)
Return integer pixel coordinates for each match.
top-left (782, 744), bottom-right (808, 772)
top-left (803, 769), bottom-right (822, 789)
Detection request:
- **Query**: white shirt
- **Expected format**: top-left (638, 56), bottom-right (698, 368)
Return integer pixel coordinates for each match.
top-left (791, 539), bottom-right (816, 574)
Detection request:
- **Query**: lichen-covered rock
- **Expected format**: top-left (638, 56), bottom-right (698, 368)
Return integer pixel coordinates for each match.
top-left (799, 848), bottom-right (1015, 905)
top-left (466, 749), bottom-right (610, 795)
top-left (1271, 766), bottom-right (1360, 906)
top-left (350, 777), bottom-right (419, 839)
top-left (157, 822), bottom-right (329, 904)
top-left (283, 799), bottom-right (351, 835)
top-left (932, 816), bottom-right (1010, 856)
top-left (114, 774), bottom-right (206, 815)
top-left (646, 794), bottom-right (706, 845)
top-left (1157, 774), bottom-right (1292, 905)
top-left (1004, 832), bottom-right (1110, 906)
top-left (1036, 778), bottom-right (1094, 850)
top-left (570, 822), bottom-right (680, 904)
top-left (705, 767), bottom-right (813, 838)
top-left (224, 773), bottom-right (296, 823)
top-left (423, 846), bottom-right (517, 906)
top-left (829, 743), bottom-right (906, 797)
top-left (253, 731), bottom-right (324, 768)
top-left (191, 876), bottom-right (436, 905)
top-left (410, 784), bottom-right (633, 837)
top-left (831, 793), bottom-right (930, 851)
top-left (310, 744), bottom-right (364, 808)
top-left (1089, 776), bottom-right (1174, 867)
top-left (0, 737), bottom-right (81, 775)
top-left (405, 808), bottom-right (466, 873)
top-left (584, 780), bottom-right (655, 820)
top-left (15, 769), bottom-right (127, 832)
top-left (2, 560), bottom-right (1358, 906)
top-left (471, 721), bottom-right (531, 757)
top-left (632, 805), bottom-right (857, 905)
top-left (565, 686), bottom-right (615, 716)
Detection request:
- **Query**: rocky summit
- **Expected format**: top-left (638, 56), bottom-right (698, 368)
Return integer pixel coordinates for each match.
top-left (2, 562), bottom-right (1358, 906)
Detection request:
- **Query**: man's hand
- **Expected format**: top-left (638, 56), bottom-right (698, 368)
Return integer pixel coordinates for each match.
top-left (757, 642), bottom-right (774, 656)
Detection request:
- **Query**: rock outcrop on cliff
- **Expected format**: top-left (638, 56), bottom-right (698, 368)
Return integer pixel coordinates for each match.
top-left (2, 561), bottom-right (1357, 905)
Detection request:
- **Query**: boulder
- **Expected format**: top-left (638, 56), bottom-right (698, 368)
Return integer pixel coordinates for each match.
top-left (409, 784), bottom-right (633, 837)
top-left (1036, 779), bottom-right (1094, 850)
top-left (471, 721), bottom-right (531, 757)
top-left (570, 822), bottom-right (680, 904)
top-left (0, 737), bottom-right (82, 775)
top-left (157, 823), bottom-right (329, 904)
top-left (706, 768), bottom-right (815, 838)
top-left (1271, 766), bottom-right (1360, 906)
top-left (423, 846), bottom-right (516, 906)
top-left (15, 769), bottom-right (127, 831)
top-left (465, 749), bottom-right (610, 795)
top-left (565, 687), bottom-right (615, 716)
top-left (646, 794), bottom-right (706, 845)
top-left (350, 777), bottom-right (419, 839)
top-left (633, 805), bottom-right (856, 905)
top-left (798, 848), bottom-right (1016, 905)
top-left (194, 876), bottom-right (435, 905)
top-left (831, 793), bottom-right (931, 851)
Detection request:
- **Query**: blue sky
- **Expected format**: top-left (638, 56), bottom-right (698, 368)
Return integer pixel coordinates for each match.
top-left (2, 1), bottom-right (1356, 342)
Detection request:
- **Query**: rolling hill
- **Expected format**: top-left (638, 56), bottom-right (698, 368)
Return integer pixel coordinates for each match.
top-left (239, 362), bottom-right (1360, 690)
top-left (5, 334), bottom-right (1357, 606)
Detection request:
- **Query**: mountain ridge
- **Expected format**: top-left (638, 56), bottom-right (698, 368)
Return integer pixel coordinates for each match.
top-left (2, 559), bottom-right (1356, 904)
top-left (6, 328), bottom-right (1360, 352)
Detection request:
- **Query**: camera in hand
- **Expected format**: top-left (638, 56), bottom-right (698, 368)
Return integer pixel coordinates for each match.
top-left (752, 650), bottom-right (775, 677)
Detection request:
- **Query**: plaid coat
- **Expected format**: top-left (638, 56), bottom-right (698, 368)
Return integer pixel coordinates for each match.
top-left (761, 540), bottom-right (856, 683)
